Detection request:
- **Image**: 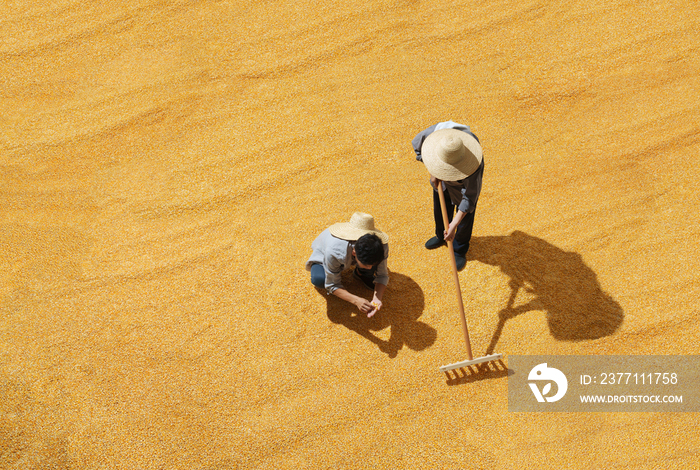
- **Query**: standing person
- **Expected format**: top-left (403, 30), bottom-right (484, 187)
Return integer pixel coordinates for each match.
top-left (412, 121), bottom-right (484, 271)
top-left (306, 212), bottom-right (389, 318)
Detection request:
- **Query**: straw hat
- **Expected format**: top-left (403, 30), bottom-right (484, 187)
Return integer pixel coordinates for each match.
top-left (329, 212), bottom-right (388, 243)
top-left (421, 128), bottom-right (483, 181)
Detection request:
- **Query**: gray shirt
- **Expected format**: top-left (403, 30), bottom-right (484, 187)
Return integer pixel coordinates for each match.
top-left (305, 229), bottom-right (389, 294)
top-left (411, 120), bottom-right (484, 214)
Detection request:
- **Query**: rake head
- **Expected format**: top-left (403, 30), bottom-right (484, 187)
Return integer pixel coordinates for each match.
top-left (439, 353), bottom-right (503, 373)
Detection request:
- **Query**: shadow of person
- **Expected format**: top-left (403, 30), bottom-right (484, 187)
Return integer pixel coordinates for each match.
top-left (322, 271), bottom-right (436, 358)
top-left (466, 231), bottom-right (624, 353)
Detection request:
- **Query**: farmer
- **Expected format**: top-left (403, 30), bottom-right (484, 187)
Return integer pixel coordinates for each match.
top-left (306, 212), bottom-right (389, 318)
top-left (412, 121), bottom-right (484, 271)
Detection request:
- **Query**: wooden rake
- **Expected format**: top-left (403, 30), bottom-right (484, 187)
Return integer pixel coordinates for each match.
top-left (435, 180), bottom-right (502, 374)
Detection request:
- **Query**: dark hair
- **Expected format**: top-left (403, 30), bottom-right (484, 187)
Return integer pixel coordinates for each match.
top-left (355, 234), bottom-right (384, 266)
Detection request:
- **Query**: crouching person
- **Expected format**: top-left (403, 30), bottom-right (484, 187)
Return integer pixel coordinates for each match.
top-left (306, 213), bottom-right (389, 318)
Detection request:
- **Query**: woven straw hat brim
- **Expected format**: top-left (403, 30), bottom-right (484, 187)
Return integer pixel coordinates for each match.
top-left (329, 224), bottom-right (389, 244)
top-left (422, 128), bottom-right (483, 181)
top-left (328, 213), bottom-right (388, 243)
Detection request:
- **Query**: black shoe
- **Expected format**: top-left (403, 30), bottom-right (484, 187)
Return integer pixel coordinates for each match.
top-left (353, 268), bottom-right (375, 289)
top-left (455, 253), bottom-right (467, 271)
top-left (425, 236), bottom-right (446, 250)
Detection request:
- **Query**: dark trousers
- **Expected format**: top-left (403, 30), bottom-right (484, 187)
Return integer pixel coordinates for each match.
top-left (433, 186), bottom-right (476, 256)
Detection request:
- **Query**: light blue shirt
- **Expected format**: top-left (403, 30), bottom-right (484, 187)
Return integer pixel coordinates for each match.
top-left (305, 229), bottom-right (389, 294)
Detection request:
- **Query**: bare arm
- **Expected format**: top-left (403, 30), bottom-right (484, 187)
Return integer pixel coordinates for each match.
top-left (445, 210), bottom-right (466, 242)
top-left (367, 282), bottom-right (387, 318)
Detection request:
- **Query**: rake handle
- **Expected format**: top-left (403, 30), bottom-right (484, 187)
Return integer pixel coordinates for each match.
top-left (436, 179), bottom-right (474, 361)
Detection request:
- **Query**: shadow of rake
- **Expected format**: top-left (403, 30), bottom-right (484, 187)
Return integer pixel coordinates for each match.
top-left (444, 359), bottom-right (511, 386)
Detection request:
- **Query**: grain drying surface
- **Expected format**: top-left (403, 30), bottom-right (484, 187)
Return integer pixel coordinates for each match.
top-left (1, 0), bottom-right (699, 468)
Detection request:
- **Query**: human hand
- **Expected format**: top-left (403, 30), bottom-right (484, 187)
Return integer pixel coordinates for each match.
top-left (355, 297), bottom-right (375, 315)
top-left (367, 298), bottom-right (382, 318)
top-left (444, 221), bottom-right (458, 242)
top-left (430, 176), bottom-right (440, 189)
